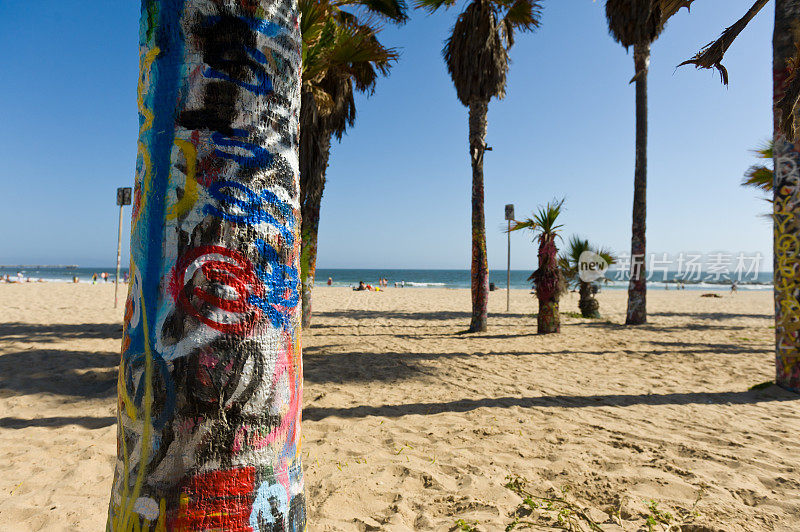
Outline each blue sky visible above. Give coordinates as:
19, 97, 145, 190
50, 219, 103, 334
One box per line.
0, 1, 773, 270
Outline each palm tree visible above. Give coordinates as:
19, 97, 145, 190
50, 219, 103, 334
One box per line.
511, 200, 565, 334
679, 0, 800, 392
742, 141, 774, 195
417, 0, 543, 332
109, 1, 305, 529
559, 236, 616, 318
299, 0, 406, 328
605, 0, 675, 325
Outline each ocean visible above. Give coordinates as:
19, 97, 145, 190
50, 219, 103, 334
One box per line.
0, 265, 773, 291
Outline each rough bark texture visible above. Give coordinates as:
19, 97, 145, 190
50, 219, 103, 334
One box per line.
626, 42, 650, 325
773, 0, 800, 392
578, 281, 600, 318
535, 237, 560, 334
468, 100, 490, 332
107, 1, 305, 529
300, 176, 325, 329
298, 88, 332, 330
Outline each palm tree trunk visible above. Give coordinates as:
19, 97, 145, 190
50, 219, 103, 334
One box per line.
578, 281, 600, 318
536, 238, 560, 333
468, 100, 490, 332
107, 2, 305, 529
773, 0, 800, 392
301, 137, 331, 329
626, 42, 650, 325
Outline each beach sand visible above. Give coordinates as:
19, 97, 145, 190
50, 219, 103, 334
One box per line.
1, 283, 799, 531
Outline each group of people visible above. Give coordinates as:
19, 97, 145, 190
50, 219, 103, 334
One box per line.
3, 272, 45, 284
91, 272, 111, 284
325, 276, 405, 291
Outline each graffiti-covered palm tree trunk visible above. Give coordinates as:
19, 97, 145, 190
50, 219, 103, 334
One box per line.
107, 1, 305, 530
536, 236, 560, 333
469, 100, 490, 332
626, 42, 649, 325
773, 0, 800, 392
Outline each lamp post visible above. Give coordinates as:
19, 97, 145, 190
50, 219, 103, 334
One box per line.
505, 204, 514, 312
114, 187, 131, 307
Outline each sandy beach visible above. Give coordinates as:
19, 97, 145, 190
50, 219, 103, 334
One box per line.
1, 283, 799, 531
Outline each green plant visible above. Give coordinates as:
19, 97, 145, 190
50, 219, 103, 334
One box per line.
645, 500, 673, 531
559, 235, 616, 318
454, 518, 479, 531
504, 475, 603, 531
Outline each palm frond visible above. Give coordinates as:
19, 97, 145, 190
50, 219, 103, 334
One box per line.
677, 0, 769, 84
742, 165, 773, 193
337, 0, 409, 22
751, 139, 774, 160
531, 198, 565, 236
412, 0, 457, 13
509, 218, 538, 233
656, 0, 693, 21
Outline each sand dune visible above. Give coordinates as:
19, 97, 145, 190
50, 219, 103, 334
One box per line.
1, 283, 798, 531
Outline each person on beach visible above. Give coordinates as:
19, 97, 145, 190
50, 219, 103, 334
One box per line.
327, 277, 332, 286
354, 281, 367, 291
91, 273, 98, 285
731, 281, 738, 294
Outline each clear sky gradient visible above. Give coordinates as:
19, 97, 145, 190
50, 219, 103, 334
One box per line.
0, 1, 773, 270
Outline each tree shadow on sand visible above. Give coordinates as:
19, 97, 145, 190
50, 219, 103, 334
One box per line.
582, 321, 753, 333
0, 415, 116, 429
304, 386, 799, 421
0, 349, 118, 398
0, 322, 123, 343
303, 344, 763, 384
314, 310, 532, 321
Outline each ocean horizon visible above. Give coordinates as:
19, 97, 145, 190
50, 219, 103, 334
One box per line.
1, 265, 772, 291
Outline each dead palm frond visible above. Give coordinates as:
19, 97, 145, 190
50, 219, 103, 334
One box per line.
678, 0, 769, 84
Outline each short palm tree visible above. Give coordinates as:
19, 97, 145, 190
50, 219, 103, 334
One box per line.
299, 0, 406, 328
511, 199, 565, 334
559, 236, 616, 318
416, 0, 543, 332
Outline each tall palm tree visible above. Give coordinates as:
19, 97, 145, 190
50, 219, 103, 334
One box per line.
559, 236, 616, 318
679, 0, 800, 392
605, 0, 674, 326
299, 0, 406, 328
417, 0, 543, 332
108, 0, 305, 529
511, 200, 565, 334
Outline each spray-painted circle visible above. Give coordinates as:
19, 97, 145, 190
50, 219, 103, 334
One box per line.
176, 246, 264, 335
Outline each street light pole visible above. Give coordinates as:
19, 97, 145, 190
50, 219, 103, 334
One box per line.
507, 219, 511, 312
115, 204, 123, 307
505, 204, 514, 312
114, 187, 132, 307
